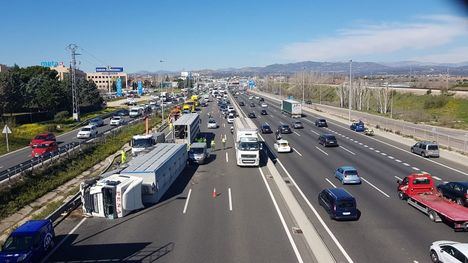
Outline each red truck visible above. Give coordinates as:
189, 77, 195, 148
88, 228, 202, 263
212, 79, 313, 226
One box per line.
397, 173, 468, 231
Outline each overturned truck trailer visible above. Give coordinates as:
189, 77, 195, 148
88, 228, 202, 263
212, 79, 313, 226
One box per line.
81, 143, 187, 219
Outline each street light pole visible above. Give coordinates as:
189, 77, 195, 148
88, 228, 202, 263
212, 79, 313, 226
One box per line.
302, 67, 305, 104
348, 59, 352, 122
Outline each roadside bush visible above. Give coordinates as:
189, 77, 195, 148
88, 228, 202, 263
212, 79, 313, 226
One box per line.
54, 111, 69, 123
423, 95, 448, 109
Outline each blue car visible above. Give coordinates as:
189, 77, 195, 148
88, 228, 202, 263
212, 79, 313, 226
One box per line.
318, 188, 358, 220
334, 166, 361, 184
0, 220, 55, 262
350, 122, 365, 132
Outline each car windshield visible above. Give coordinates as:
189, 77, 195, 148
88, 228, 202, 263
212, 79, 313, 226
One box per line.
81, 128, 91, 132
282, 125, 289, 128
2, 235, 33, 252
413, 178, 431, 185
326, 136, 336, 140
280, 143, 289, 147
428, 145, 438, 150
112, 117, 120, 120
239, 142, 259, 151
262, 125, 270, 129
34, 135, 47, 140
337, 201, 354, 208
209, 120, 216, 123
132, 138, 153, 148
345, 170, 358, 176
32, 143, 51, 149
295, 122, 302, 125
190, 148, 205, 154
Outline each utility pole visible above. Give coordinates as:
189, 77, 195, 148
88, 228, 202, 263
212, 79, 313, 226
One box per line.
67, 44, 80, 121
302, 67, 305, 104
348, 59, 352, 122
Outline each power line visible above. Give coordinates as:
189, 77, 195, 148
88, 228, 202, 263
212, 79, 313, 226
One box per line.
79, 47, 109, 66
67, 44, 80, 122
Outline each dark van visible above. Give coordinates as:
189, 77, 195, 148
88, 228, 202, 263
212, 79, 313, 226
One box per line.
318, 188, 358, 220
0, 220, 55, 262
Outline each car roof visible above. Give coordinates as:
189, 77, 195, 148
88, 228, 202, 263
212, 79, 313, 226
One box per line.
281, 124, 289, 126
451, 243, 468, 254
323, 134, 335, 137
277, 139, 289, 143
191, 142, 207, 148
339, 166, 356, 171
262, 123, 270, 127
452, 182, 468, 187
83, 125, 95, 128
318, 119, 326, 121
11, 220, 49, 235
326, 188, 355, 200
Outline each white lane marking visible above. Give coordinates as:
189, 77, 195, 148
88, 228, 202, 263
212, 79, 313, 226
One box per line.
345, 136, 349, 139
375, 150, 380, 153
394, 176, 403, 181
293, 148, 303, 157
388, 156, 395, 159
432, 176, 442, 180
223, 123, 225, 127
265, 122, 270, 126
315, 146, 329, 156
294, 131, 301, 136
325, 178, 337, 188
339, 146, 356, 155
276, 160, 353, 263
165, 130, 173, 139
258, 167, 304, 263
403, 162, 410, 166
412, 167, 420, 171
183, 188, 192, 214
41, 218, 87, 263
364, 145, 368, 148
361, 177, 390, 198
310, 129, 320, 135
381, 152, 387, 156
280, 121, 284, 125
358, 142, 363, 145
369, 147, 374, 150
396, 159, 402, 163
349, 139, 354, 142
226, 152, 229, 162
228, 188, 233, 211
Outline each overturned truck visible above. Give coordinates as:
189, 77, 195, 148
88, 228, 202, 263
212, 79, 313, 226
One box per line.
81, 143, 187, 219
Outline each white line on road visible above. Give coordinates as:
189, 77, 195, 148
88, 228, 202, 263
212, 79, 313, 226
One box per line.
369, 147, 374, 150
223, 123, 226, 127
183, 188, 192, 214
310, 129, 320, 135
412, 167, 420, 171
165, 130, 173, 139
226, 152, 229, 162
325, 178, 337, 188
228, 188, 233, 211
403, 162, 410, 166
380, 152, 387, 156
258, 168, 304, 263
432, 176, 442, 180
364, 145, 368, 148
315, 146, 329, 156
265, 122, 270, 126
294, 131, 301, 136
394, 176, 403, 181
396, 159, 402, 163
276, 160, 353, 263
375, 150, 380, 153
388, 156, 394, 159
293, 148, 303, 157
42, 218, 87, 263
339, 146, 356, 155
358, 142, 363, 145
361, 177, 390, 198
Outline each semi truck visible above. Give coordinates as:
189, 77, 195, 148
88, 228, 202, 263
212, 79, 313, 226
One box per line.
281, 99, 302, 118
130, 132, 165, 156
234, 118, 261, 167
172, 113, 200, 146
81, 143, 187, 219
397, 173, 468, 231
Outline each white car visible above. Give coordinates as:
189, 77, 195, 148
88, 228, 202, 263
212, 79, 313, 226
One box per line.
77, 125, 98, 139
249, 96, 253, 100
261, 103, 268, 108
430, 241, 468, 263
207, 119, 218, 129
227, 115, 235, 124
110, 116, 124, 126
274, 139, 292, 153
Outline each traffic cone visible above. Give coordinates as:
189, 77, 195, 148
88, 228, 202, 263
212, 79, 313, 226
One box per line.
212, 188, 217, 198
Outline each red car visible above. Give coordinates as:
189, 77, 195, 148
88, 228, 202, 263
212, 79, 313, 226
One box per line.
31, 141, 58, 158
30, 133, 56, 146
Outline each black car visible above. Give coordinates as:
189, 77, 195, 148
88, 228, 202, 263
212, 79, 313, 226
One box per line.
277, 124, 292, 134
239, 101, 245, 106
250, 102, 255, 107
259, 97, 264, 102
248, 112, 256, 118
437, 182, 468, 207
318, 188, 358, 220
261, 123, 272, 134
315, 118, 328, 127
318, 134, 338, 147
293, 121, 303, 129
261, 109, 267, 115
305, 100, 312, 104
116, 109, 129, 116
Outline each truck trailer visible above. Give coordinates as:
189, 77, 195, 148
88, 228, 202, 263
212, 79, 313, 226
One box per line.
281, 99, 302, 118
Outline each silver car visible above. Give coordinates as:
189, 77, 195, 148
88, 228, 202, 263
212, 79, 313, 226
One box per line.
189, 143, 209, 164
411, 141, 439, 158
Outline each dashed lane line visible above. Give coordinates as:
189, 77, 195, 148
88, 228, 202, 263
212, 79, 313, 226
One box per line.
293, 148, 303, 157
315, 146, 329, 156
339, 146, 356, 155
325, 178, 337, 188
361, 177, 390, 198
182, 188, 192, 214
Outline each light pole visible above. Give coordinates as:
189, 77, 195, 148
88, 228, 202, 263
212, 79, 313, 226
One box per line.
348, 59, 352, 122
302, 67, 305, 104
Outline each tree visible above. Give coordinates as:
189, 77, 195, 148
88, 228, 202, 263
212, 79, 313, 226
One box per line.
0, 72, 19, 117
77, 78, 103, 107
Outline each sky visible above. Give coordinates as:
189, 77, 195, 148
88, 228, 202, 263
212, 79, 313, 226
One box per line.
0, 0, 467, 72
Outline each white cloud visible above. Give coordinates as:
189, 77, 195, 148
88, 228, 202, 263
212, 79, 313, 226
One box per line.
280, 15, 468, 62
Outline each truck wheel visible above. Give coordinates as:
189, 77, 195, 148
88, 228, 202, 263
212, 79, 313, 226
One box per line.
398, 191, 406, 200
430, 250, 439, 263
428, 210, 438, 222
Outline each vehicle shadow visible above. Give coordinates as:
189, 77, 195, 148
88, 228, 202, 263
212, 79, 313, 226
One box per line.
48, 234, 173, 262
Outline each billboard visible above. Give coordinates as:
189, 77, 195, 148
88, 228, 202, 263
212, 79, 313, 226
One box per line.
96, 67, 124, 73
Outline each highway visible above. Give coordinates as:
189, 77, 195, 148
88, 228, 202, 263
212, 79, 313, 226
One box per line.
236, 92, 468, 263
47, 100, 306, 262
0, 115, 130, 177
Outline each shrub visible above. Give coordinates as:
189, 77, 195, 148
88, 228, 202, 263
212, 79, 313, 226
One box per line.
423, 95, 448, 109
54, 111, 70, 123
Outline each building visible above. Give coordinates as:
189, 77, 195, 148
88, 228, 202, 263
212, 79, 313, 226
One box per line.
86, 71, 128, 92
0, 64, 9, 73
50, 64, 85, 81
